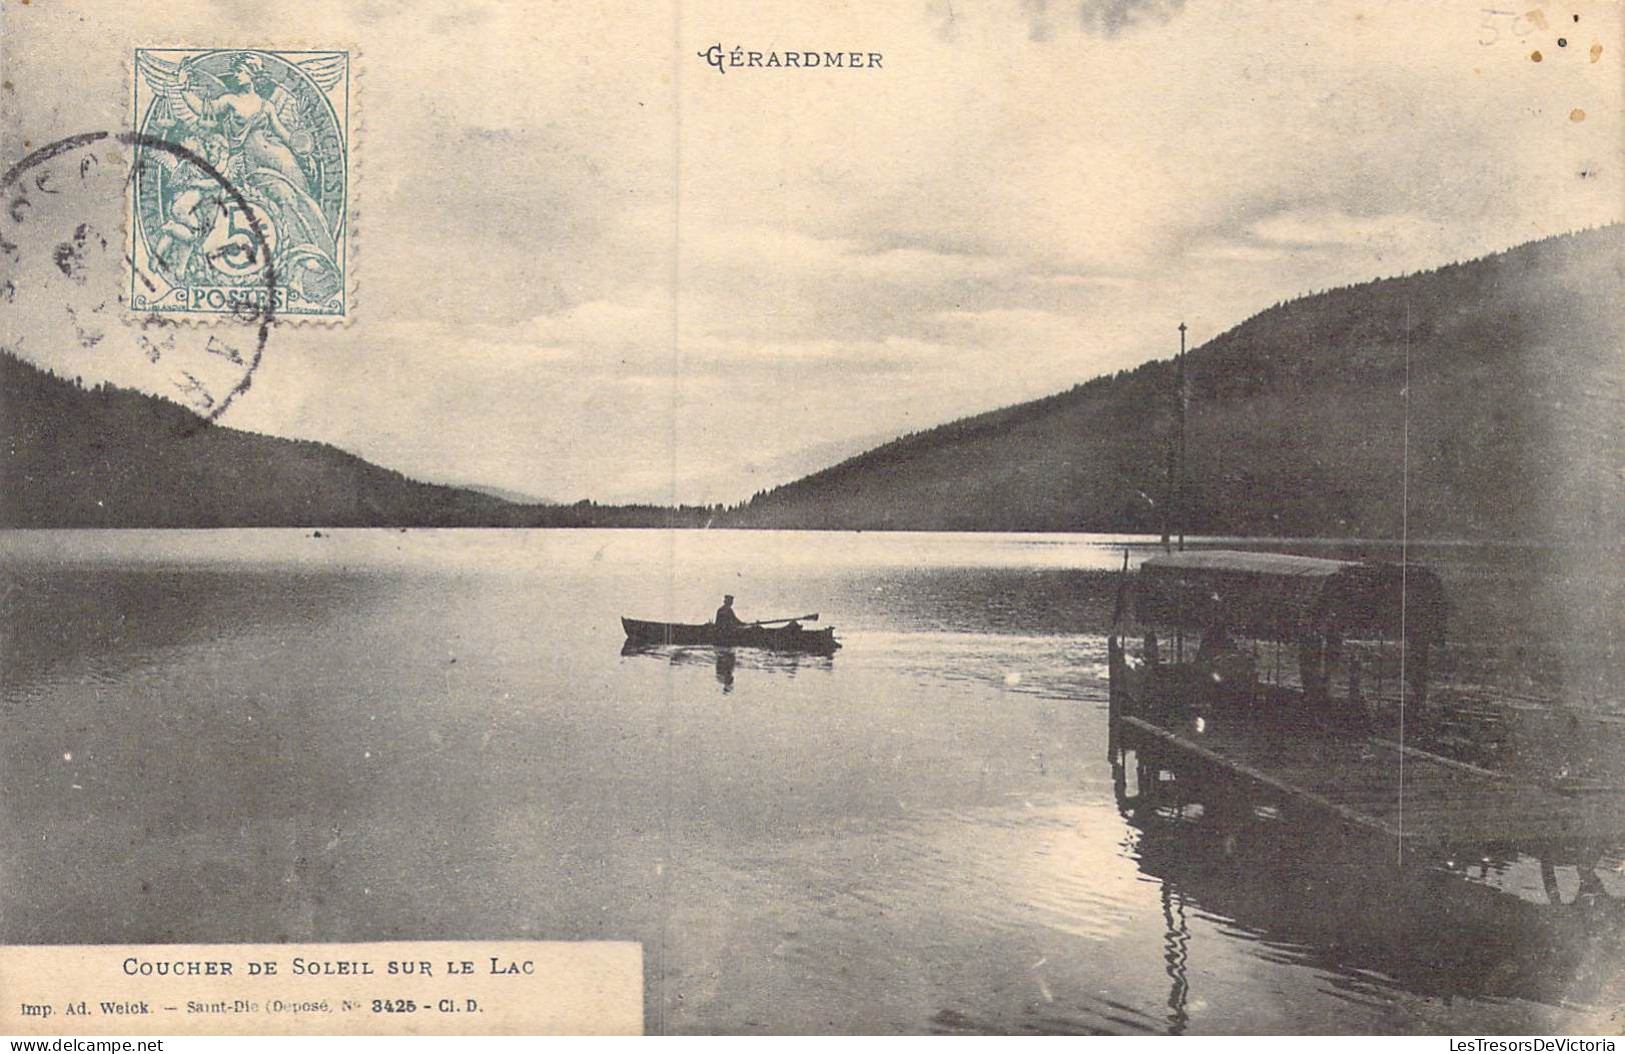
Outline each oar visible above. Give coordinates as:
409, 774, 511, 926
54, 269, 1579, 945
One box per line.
749, 613, 818, 626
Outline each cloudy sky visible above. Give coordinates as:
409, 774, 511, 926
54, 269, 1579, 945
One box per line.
4, 0, 1620, 503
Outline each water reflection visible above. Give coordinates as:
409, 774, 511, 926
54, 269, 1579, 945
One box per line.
1112, 723, 1625, 1011
619, 640, 836, 694
0, 566, 392, 697
1160, 881, 1190, 1036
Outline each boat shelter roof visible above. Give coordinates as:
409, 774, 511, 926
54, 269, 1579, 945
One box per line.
1131, 550, 1447, 644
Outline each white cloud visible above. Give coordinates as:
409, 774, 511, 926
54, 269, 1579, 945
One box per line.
1249, 208, 1441, 251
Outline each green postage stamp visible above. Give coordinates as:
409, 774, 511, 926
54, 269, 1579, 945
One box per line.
130, 48, 351, 319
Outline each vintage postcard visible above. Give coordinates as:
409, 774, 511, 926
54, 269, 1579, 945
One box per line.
1, 0, 1622, 1040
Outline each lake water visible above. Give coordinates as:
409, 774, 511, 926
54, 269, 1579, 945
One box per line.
2, 529, 1622, 1034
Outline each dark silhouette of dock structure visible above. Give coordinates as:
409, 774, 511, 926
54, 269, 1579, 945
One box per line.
1108, 549, 1625, 866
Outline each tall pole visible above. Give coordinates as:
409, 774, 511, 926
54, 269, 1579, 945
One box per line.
1176, 322, 1188, 553
1161, 326, 1177, 552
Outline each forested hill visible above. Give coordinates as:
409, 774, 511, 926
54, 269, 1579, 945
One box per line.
0, 349, 523, 527
727, 226, 1625, 541
0, 350, 720, 528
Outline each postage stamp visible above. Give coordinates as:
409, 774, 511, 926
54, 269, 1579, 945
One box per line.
129, 48, 350, 320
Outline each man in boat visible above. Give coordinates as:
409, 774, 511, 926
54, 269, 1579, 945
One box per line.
715, 595, 745, 630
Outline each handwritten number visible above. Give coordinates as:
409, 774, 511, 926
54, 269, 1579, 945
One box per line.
1479, 9, 1518, 46
1480, 9, 1537, 45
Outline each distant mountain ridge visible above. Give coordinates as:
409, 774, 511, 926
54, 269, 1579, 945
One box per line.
725, 226, 1625, 541
453, 482, 556, 506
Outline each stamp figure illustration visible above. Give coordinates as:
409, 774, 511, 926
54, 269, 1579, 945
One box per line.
131, 48, 349, 319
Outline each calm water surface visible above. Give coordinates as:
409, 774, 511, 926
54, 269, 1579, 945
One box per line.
2, 529, 1621, 1034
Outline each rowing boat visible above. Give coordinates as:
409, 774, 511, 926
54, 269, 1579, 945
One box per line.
620, 616, 840, 654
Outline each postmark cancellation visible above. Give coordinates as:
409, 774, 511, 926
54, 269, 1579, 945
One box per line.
129, 48, 350, 320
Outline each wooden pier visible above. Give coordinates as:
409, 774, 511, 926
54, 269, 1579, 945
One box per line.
1118, 712, 1625, 854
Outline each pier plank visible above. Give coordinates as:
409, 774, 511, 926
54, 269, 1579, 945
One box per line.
1120, 714, 1625, 850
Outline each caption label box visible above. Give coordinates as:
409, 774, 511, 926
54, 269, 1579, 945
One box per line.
0, 941, 642, 1035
